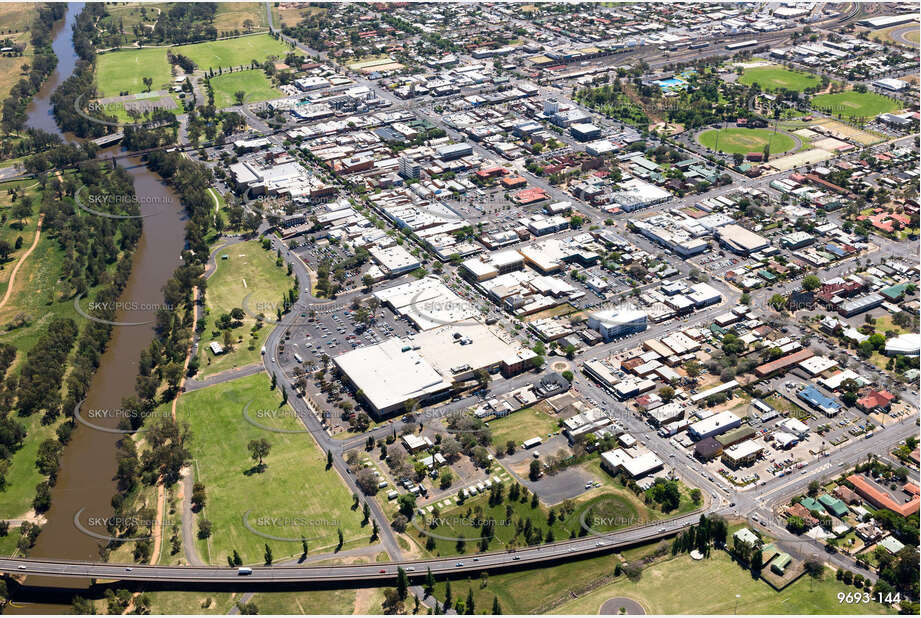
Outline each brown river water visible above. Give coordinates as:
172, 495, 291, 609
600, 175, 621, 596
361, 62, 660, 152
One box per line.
11, 3, 187, 611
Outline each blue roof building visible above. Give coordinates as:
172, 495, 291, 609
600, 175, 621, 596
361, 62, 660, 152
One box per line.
798, 385, 841, 417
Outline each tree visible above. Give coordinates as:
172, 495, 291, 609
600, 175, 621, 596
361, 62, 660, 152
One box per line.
191, 482, 206, 511
466, 588, 475, 614
659, 385, 675, 403
804, 559, 824, 579
247, 438, 271, 470
802, 274, 821, 291
397, 567, 409, 600
326, 449, 333, 469
492, 596, 502, 615
142, 76, 153, 92
264, 543, 273, 565
529, 459, 541, 481
425, 567, 435, 596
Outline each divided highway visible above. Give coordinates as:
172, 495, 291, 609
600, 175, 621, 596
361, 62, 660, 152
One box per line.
0, 509, 704, 583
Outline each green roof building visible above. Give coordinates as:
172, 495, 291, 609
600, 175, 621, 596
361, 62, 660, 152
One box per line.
880, 283, 910, 302
771, 552, 792, 575
818, 494, 848, 518
799, 497, 824, 514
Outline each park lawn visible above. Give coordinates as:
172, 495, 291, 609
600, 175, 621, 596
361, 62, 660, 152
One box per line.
487, 402, 560, 448
811, 91, 901, 120
209, 69, 281, 109
698, 128, 796, 156
550, 552, 895, 615
0, 179, 41, 288
95, 47, 172, 97
247, 589, 357, 614
98, 4, 165, 45
175, 372, 368, 565
433, 550, 621, 614
0, 530, 21, 557
582, 458, 701, 521
145, 591, 238, 615
172, 33, 291, 71
872, 314, 910, 335
213, 3, 268, 32
207, 187, 226, 213
197, 239, 292, 378
406, 486, 641, 557
739, 65, 820, 92
0, 413, 62, 519
84, 93, 184, 125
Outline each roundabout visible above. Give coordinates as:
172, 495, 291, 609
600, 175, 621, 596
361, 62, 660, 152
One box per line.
600, 597, 646, 615
696, 127, 799, 157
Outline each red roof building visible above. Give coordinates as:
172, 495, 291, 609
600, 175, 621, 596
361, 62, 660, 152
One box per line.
856, 390, 895, 412
847, 474, 920, 517
754, 348, 813, 378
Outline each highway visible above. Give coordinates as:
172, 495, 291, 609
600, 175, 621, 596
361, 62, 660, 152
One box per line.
0, 509, 704, 583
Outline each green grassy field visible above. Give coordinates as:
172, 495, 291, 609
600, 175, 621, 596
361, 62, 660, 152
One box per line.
209, 69, 281, 108
198, 239, 292, 378
406, 486, 641, 557
739, 65, 820, 92
487, 403, 560, 448
246, 589, 358, 614
812, 91, 901, 120
550, 552, 895, 615
172, 33, 291, 71
432, 549, 625, 614
175, 372, 367, 565
95, 47, 172, 97
143, 591, 238, 615
0, 414, 63, 519
698, 127, 796, 156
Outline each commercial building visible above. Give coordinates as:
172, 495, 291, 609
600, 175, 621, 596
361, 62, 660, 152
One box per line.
611, 178, 672, 212
335, 320, 531, 417
570, 122, 602, 141
885, 333, 921, 356
689, 379, 738, 404
370, 245, 421, 277
436, 143, 474, 161
847, 474, 919, 517
754, 348, 814, 377
398, 155, 421, 179
334, 338, 453, 417
837, 293, 885, 318
797, 385, 841, 416
688, 410, 742, 441
715, 224, 770, 255
600, 449, 664, 479
587, 307, 648, 341
688, 282, 721, 308
721, 439, 764, 469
